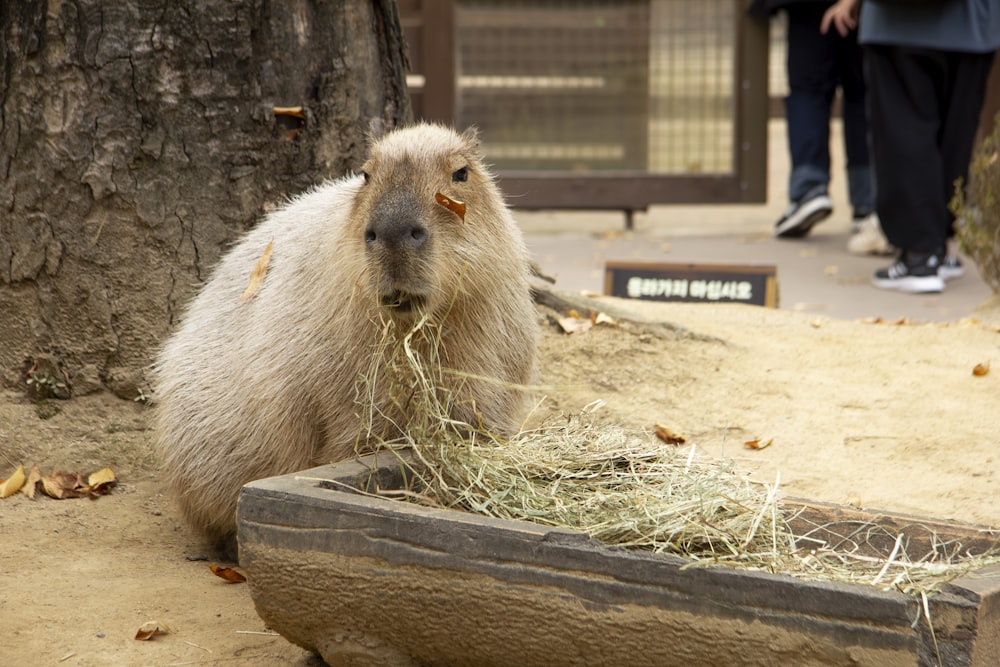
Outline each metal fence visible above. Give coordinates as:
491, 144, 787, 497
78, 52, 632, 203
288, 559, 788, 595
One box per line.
400, 0, 769, 221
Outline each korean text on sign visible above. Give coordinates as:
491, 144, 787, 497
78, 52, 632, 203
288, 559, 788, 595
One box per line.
626, 277, 754, 301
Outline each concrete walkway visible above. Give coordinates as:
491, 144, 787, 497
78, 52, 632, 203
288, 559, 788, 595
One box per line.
514, 120, 993, 323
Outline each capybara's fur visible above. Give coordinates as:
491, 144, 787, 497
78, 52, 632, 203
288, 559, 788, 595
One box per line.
154, 123, 539, 548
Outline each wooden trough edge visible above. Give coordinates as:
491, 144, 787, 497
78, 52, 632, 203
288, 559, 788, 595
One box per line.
236, 451, 1000, 667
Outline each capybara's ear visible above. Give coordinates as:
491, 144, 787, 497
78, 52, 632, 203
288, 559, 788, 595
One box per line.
460, 126, 481, 149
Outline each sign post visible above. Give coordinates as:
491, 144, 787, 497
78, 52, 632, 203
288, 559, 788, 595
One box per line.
604, 261, 778, 308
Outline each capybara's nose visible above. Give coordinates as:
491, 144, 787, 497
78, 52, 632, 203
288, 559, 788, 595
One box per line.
365, 190, 427, 251
364, 219, 427, 250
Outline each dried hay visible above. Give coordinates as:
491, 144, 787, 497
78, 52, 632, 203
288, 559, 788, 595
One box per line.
358, 314, 1000, 600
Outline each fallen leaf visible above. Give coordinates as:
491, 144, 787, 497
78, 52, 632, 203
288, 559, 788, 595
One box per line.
41, 472, 84, 499
239, 240, 273, 302
744, 437, 773, 451
557, 316, 592, 335
88, 467, 116, 486
210, 565, 247, 583
0, 464, 26, 498
135, 620, 171, 641
973, 361, 990, 377
845, 492, 863, 509
87, 467, 118, 497
434, 192, 466, 221
592, 312, 617, 327
654, 424, 685, 446
22, 466, 42, 499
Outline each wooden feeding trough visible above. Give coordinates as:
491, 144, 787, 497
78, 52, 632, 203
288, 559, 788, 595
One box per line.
237, 452, 1000, 667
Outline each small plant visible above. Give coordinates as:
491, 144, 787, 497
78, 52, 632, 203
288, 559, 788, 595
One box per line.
22, 355, 71, 401
35, 400, 61, 420
951, 115, 1000, 293
26, 371, 67, 397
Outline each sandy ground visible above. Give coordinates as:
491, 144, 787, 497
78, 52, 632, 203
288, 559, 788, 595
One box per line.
2, 291, 999, 665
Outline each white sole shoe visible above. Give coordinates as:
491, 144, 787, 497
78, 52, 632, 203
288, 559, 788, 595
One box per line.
872, 254, 945, 293
871, 274, 945, 293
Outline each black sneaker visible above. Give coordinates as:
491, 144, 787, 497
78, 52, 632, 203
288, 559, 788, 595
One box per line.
774, 185, 833, 238
872, 251, 945, 293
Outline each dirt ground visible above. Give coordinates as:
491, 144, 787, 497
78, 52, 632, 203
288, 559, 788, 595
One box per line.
2, 292, 999, 666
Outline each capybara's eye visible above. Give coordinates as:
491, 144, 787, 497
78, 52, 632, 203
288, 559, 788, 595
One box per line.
452, 166, 469, 183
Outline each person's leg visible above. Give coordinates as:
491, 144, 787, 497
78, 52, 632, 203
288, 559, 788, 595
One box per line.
865, 45, 946, 254
784, 4, 837, 201
838, 23, 891, 255
866, 45, 945, 292
775, 4, 836, 238
835, 27, 872, 220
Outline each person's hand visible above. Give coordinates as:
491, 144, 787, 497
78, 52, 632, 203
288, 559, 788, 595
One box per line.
821, 0, 861, 37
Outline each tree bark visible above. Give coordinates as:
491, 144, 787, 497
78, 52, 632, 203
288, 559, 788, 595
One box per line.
0, 0, 412, 398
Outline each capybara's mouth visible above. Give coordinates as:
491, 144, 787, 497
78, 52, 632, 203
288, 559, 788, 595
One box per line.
380, 290, 425, 314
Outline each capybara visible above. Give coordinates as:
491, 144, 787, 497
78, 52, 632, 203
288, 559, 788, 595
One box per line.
154, 123, 539, 549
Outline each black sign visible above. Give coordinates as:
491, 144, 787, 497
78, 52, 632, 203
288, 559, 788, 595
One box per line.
604, 261, 778, 307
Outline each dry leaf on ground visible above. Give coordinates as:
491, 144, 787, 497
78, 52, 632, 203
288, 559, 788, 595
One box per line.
22, 466, 41, 499
0, 464, 26, 498
9, 467, 118, 500
592, 312, 617, 326
557, 309, 616, 335
654, 424, 686, 446
209, 565, 247, 583
973, 361, 990, 376
41, 472, 84, 499
557, 316, 593, 335
134, 620, 171, 641
87, 468, 118, 497
744, 437, 774, 451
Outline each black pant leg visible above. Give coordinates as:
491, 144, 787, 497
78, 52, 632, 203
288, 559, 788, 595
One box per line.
865, 45, 949, 254
784, 4, 839, 199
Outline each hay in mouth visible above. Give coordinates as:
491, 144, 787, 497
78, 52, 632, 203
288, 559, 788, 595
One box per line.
380, 290, 425, 313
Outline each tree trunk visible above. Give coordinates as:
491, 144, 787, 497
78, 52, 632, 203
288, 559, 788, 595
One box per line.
0, 0, 412, 399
